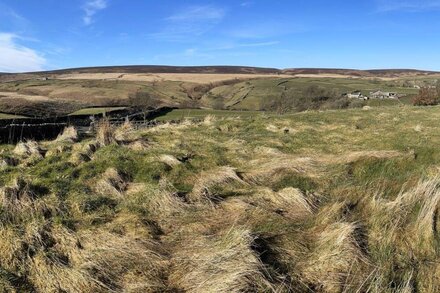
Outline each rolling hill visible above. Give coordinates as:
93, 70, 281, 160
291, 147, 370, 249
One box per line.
0, 65, 435, 117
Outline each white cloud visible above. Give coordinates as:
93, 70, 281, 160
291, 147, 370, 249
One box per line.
82, 0, 107, 25
376, 0, 440, 12
0, 33, 46, 72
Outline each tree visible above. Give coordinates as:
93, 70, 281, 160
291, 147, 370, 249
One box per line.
212, 97, 226, 110
128, 91, 160, 109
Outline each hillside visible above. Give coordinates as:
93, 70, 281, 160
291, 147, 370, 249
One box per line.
0, 106, 440, 291
0, 67, 427, 117
18, 65, 440, 77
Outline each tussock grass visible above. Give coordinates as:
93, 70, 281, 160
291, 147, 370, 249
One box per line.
114, 120, 141, 144
96, 119, 115, 146
158, 154, 182, 168
95, 167, 128, 197
45, 144, 71, 157
0, 178, 51, 222
369, 177, 440, 255
254, 187, 315, 219
13, 140, 43, 159
169, 227, 275, 292
3, 106, 440, 291
56, 126, 78, 143
243, 156, 318, 184
0, 156, 18, 169
301, 222, 369, 292
126, 139, 150, 151
202, 114, 216, 126
321, 150, 413, 164
189, 166, 246, 203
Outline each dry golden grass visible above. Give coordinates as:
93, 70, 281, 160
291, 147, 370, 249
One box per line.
158, 154, 182, 168
169, 227, 275, 292
113, 120, 137, 143
189, 166, 246, 203
56, 72, 289, 84
55, 126, 78, 143
254, 187, 315, 219
13, 140, 43, 159
243, 156, 319, 184
4, 106, 440, 291
301, 222, 369, 292
0, 91, 52, 101
95, 167, 128, 197
96, 119, 115, 146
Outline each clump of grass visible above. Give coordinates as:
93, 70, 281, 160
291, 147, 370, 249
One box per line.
96, 119, 115, 146
158, 154, 182, 168
0, 178, 49, 220
369, 177, 440, 255
255, 187, 315, 219
301, 222, 369, 292
13, 140, 43, 159
23, 224, 165, 292
114, 120, 140, 144
326, 150, 411, 164
126, 139, 150, 151
243, 156, 318, 184
123, 181, 186, 230
45, 144, 71, 157
0, 156, 18, 169
56, 126, 79, 143
202, 114, 216, 126
69, 141, 100, 165
169, 227, 275, 292
77, 230, 166, 292
189, 166, 246, 203
95, 167, 128, 197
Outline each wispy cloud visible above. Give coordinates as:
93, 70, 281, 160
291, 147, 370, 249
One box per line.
240, 2, 253, 7
166, 5, 225, 22
0, 3, 29, 31
150, 5, 225, 42
215, 41, 280, 50
376, 0, 440, 12
82, 0, 107, 25
0, 33, 46, 72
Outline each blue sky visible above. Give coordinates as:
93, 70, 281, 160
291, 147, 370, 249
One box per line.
1, 0, 440, 72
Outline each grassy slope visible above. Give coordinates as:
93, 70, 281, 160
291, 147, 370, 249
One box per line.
202, 77, 418, 110
1, 105, 440, 291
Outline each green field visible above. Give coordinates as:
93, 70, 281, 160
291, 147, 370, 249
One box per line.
0, 113, 27, 119
68, 107, 127, 116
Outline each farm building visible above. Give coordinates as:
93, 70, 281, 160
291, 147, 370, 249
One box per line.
369, 91, 398, 99
346, 91, 368, 100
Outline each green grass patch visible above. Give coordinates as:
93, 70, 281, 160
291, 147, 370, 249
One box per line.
68, 107, 127, 116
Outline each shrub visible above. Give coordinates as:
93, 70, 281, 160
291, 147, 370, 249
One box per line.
413, 87, 440, 106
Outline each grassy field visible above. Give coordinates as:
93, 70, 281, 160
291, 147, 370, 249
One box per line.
0, 105, 440, 291
68, 107, 127, 116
